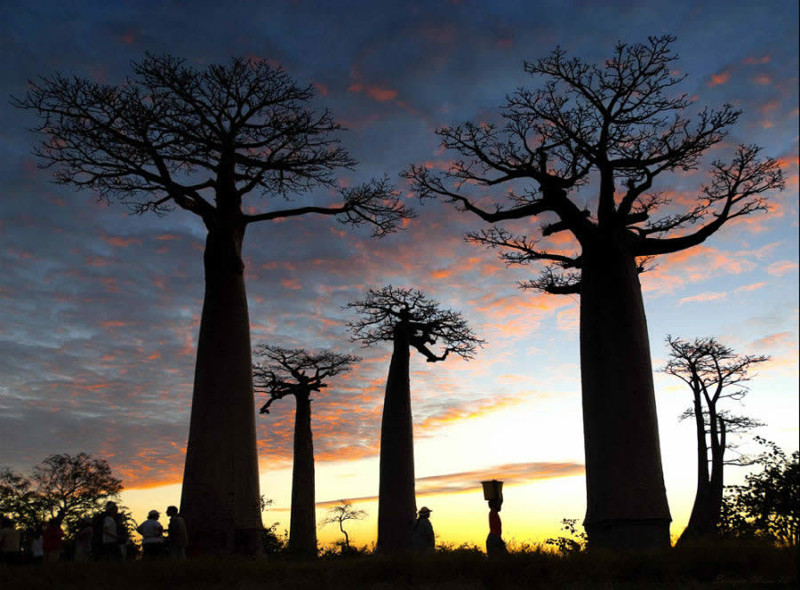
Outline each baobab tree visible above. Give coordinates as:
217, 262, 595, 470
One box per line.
346, 286, 483, 552
403, 35, 783, 549
319, 501, 368, 552
664, 336, 768, 543
13, 54, 410, 554
253, 345, 359, 556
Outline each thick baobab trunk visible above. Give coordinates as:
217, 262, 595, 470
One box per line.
579, 240, 671, 549
377, 326, 416, 553
289, 392, 317, 556
180, 223, 263, 555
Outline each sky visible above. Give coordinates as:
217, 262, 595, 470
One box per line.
0, 0, 797, 549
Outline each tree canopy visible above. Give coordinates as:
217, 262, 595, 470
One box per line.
13, 54, 411, 234
403, 35, 783, 294
1, 453, 122, 534
346, 286, 484, 362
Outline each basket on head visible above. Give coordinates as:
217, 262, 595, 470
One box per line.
481, 479, 503, 501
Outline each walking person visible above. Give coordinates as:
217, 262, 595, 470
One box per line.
410, 506, 435, 553
486, 499, 507, 558
165, 506, 188, 559
42, 518, 64, 564
136, 510, 164, 560
101, 501, 123, 561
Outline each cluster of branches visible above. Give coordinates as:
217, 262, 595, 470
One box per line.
253, 345, 360, 414
346, 286, 484, 362
665, 336, 768, 465
0, 453, 123, 536
11, 54, 412, 235
402, 35, 783, 294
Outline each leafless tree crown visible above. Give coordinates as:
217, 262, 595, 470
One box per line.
12, 54, 412, 235
346, 285, 484, 362
664, 335, 769, 465
253, 345, 360, 414
403, 35, 784, 294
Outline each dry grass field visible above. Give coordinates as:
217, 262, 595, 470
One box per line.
0, 540, 796, 589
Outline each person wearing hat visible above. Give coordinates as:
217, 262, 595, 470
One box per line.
411, 506, 435, 553
136, 510, 164, 560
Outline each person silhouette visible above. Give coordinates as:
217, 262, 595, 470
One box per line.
486, 499, 507, 558
410, 506, 435, 553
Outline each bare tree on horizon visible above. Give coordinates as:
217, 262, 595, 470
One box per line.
403, 35, 784, 549
664, 336, 768, 544
13, 54, 411, 555
253, 345, 360, 557
346, 286, 483, 552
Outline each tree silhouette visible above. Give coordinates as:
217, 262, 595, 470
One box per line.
253, 345, 359, 557
319, 501, 368, 551
0, 453, 122, 534
347, 286, 483, 552
403, 35, 783, 549
664, 336, 768, 543
13, 55, 411, 554
719, 437, 799, 547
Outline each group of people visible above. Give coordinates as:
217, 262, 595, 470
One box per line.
0, 501, 188, 564
133, 504, 188, 560
410, 500, 508, 558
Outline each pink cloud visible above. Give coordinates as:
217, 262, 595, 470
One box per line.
767, 260, 798, 276
679, 291, 727, 305
735, 282, 767, 293
348, 82, 398, 102
708, 70, 731, 87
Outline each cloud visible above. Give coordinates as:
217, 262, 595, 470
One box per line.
315, 460, 584, 507
679, 292, 727, 305
767, 260, 798, 276
707, 70, 731, 87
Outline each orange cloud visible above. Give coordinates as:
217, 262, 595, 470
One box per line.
708, 70, 731, 87
315, 461, 584, 507
348, 83, 398, 102
743, 55, 770, 65
751, 331, 795, 350
679, 291, 727, 305
735, 282, 766, 293
767, 260, 798, 276
280, 278, 303, 290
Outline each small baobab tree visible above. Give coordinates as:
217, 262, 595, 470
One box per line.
253, 345, 359, 556
663, 336, 768, 543
346, 286, 483, 552
403, 35, 783, 548
13, 54, 410, 554
319, 501, 368, 552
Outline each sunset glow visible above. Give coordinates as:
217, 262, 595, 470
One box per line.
1, 1, 797, 550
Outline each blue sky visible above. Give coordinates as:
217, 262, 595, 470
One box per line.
0, 0, 797, 545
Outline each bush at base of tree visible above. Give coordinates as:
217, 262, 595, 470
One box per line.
718, 438, 799, 547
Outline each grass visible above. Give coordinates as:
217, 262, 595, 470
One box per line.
1, 540, 796, 589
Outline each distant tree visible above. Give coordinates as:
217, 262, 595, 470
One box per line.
403, 35, 783, 549
664, 336, 768, 543
347, 286, 483, 552
253, 345, 359, 557
13, 55, 411, 554
0, 453, 122, 535
319, 501, 368, 551
719, 438, 799, 547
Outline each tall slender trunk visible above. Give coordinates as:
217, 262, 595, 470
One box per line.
289, 392, 317, 555
180, 222, 262, 555
708, 417, 726, 530
679, 390, 712, 543
579, 240, 671, 549
377, 325, 416, 553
